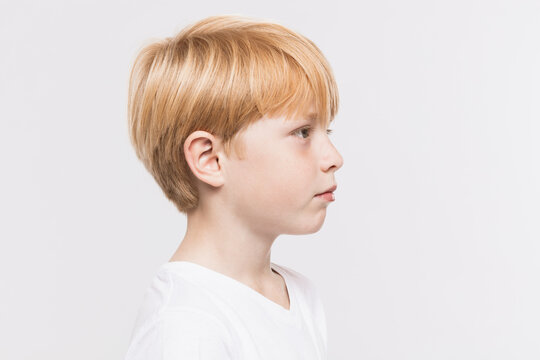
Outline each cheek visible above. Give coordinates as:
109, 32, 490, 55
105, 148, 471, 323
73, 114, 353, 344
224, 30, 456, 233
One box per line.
230, 140, 314, 208
257, 153, 312, 202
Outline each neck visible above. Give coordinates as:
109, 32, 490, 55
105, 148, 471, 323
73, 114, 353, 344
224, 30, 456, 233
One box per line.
169, 198, 279, 287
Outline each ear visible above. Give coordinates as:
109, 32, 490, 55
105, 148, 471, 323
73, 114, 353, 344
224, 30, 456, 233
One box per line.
183, 130, 225, 188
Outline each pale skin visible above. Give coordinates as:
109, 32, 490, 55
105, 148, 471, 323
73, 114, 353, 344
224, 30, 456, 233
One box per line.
169, 104, 344, 310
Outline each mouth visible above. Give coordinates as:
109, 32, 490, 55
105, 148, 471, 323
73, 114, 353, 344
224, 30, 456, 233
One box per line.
315, 191, 335, 202
315, 184, 337, 196
314, 184, 337, 201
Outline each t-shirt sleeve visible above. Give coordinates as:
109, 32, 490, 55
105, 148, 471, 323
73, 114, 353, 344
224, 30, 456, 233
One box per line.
126, 307, 235, 360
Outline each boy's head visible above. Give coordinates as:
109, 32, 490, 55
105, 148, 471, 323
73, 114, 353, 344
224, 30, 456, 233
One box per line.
128, 15, 343, 227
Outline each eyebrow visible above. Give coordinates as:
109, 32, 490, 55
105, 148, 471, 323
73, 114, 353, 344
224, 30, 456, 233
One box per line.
305, 112, 318, 121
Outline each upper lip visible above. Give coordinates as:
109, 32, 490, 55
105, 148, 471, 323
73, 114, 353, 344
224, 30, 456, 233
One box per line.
316, 184, 337, 195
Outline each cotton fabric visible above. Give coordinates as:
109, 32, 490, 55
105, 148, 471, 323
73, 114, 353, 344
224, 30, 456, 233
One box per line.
124, 261, 327, 360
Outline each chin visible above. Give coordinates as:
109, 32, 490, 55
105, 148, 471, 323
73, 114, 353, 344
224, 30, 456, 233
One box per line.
288, 212, 327, 235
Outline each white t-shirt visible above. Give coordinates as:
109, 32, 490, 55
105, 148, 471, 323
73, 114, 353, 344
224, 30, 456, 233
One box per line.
124, 261, 327, 360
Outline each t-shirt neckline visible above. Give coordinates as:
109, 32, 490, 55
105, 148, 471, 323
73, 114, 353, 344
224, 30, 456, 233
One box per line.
160, 260, 300, 323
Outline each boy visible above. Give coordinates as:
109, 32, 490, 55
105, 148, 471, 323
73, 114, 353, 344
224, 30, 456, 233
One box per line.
125, 14, 343, 360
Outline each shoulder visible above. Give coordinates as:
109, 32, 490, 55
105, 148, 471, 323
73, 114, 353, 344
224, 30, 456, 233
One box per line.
125, 265, 237, 360
125, 306, 235, 360
135, 263, 232, 320
160, 307, 235, 359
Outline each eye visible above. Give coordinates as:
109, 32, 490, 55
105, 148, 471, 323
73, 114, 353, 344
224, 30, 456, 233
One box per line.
292, 126, 334, 140
293, 126, 312, 139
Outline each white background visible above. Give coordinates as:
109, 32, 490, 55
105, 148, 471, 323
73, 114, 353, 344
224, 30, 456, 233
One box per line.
1, 0, 539, 359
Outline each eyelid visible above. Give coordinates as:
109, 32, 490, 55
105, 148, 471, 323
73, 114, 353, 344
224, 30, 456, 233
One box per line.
292, 125, 334, 139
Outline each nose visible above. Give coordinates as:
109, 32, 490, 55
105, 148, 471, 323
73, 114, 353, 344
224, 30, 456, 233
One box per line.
320, 137, 344, 173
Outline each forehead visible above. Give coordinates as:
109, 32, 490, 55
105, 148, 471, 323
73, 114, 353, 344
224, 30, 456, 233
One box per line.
284, 99, 332, 127
250, 100, 331, 134
280, 110, 331, 128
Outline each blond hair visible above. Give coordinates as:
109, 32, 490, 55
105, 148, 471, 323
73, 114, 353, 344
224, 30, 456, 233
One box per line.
127, 15, 339, 214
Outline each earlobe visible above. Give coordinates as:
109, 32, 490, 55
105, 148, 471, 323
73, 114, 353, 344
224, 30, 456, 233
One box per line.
183, 131, 225, 188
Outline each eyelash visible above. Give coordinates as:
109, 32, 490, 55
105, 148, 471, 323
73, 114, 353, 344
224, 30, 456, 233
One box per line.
293, 126, 334, 140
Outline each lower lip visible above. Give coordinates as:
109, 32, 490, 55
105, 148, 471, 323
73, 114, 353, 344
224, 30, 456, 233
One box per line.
315, 192, 335, 201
